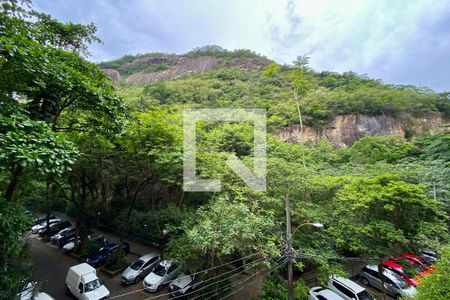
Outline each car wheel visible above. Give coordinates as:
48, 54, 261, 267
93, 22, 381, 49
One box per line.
395, 294, 401, 300
134, 276, 141, 284
157, 284, 163, 292
361, 277, 369, 286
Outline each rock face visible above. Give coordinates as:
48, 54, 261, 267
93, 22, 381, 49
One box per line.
103, 69, 121, 82
125, 56, 220, 84
277, 114, 450, 147
103, 55, 272, 85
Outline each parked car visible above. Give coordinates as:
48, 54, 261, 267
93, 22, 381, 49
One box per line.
121, 252, 161, 284
308, 286, 345, 300
39, 220, 71, 237
31, 219, 60, 234
421, 249, 439, 265
401, 253, 436, 272
168, 273, 201, 299
382, 261, 419, 287
63, 233, 106, 254
143, 260, 181, 292
65, 263, 109, 300
18, 281, 55, 300
85, 242, 130, 268
360, 265, 417, 299
31, 216, 56, 227
50, 227, 77, 247
327, 276, 375, 300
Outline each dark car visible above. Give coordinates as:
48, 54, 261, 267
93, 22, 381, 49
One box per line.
38, 220, 72, 237
50, 227, 77, 247
86, 242, 130, 268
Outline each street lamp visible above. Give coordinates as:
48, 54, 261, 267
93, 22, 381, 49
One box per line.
286, 222, 323, 300
291, 222, 324, 238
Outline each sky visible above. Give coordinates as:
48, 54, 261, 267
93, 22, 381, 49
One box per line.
34, 0, 450, 91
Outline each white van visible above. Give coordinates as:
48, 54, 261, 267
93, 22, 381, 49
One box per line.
65, 263, 110, 300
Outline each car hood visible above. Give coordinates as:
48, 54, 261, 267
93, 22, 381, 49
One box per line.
87, 253, 103, 263
84, 284, 109, 300
144, 272, 163, 285
122, 267, 139, 279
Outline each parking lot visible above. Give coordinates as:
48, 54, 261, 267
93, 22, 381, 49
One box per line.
29, 226, 393, 300
29, 233, 168, 300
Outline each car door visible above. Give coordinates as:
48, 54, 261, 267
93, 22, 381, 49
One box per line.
143, 256, 160, 277
164, 264, 178, 284
75, 282, 84, 300
367, 269, 382, 290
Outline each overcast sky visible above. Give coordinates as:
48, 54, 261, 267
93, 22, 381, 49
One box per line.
34, 0, 450, 91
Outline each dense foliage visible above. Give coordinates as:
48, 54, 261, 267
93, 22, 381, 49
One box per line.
1, 1, 449, 299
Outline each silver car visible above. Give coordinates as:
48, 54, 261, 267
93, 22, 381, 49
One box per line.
308, 286, 345, 300
31, 219, 60, 234
143, 260, 181, 292
121, 252, 161, 284
360, 265, 417, 299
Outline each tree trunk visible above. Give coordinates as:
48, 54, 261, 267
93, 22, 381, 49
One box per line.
294, 88, 306, 168
5, 165, 23, 201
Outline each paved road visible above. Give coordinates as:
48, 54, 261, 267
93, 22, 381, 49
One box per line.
29, 234, 167, 300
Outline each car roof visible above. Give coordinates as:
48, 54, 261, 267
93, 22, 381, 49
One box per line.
331, 276, 365, 293
319, 289, 345, 299
140, 252, 160, 261
383, 260, 402, 270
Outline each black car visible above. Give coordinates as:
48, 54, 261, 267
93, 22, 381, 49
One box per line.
50, 227, 77, 247
38, 220, 72, 237
86, 242, 130, 268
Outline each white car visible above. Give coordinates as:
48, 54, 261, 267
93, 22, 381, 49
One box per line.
308, 286, 345, 300
31, 219, 60, 234
143, 260, 181, 292
65, 263, 109, 300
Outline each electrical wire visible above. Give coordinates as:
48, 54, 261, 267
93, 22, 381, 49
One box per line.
141, 256, 269, 300
206, 261, 288, 300
108, 250, 267, 299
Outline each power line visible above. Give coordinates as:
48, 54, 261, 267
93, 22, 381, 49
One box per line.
141, 257, 269, 300
108, 250, 267, 299
214, 261, 288, 300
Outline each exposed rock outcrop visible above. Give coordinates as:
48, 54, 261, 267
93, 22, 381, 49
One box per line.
102, 55, 272, 85
277, 114, 449, 147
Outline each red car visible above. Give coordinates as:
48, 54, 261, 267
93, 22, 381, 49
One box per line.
382, 260, 419, 287
401, 253, 436, 273
389, 256, 429, 278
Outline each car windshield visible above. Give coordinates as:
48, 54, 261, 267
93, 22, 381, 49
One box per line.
131, 259, 144, 270
85, 279, 102, 292
389, 272, 409, 289
154, 264, 167, 277
357, 290, 374, 300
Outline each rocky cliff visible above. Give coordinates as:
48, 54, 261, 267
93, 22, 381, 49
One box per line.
277, 114, 450, 147
102, 55, 271, 85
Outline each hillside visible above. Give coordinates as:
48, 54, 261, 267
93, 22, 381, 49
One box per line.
100, 46, 450, 146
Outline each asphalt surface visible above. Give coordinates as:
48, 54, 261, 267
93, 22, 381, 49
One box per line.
29, 234, 168, 300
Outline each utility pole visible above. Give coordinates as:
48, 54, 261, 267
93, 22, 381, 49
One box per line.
285, 192, 294, 300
